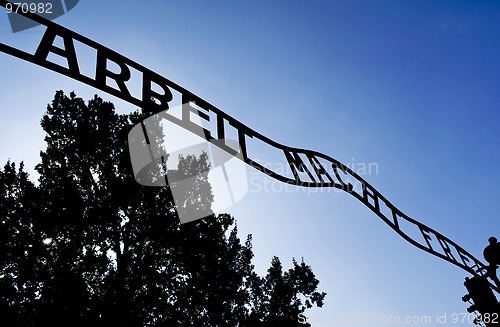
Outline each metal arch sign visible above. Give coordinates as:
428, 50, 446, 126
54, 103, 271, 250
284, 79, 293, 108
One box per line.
0, 1, 497, 291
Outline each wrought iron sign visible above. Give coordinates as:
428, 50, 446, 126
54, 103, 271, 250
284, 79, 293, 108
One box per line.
0, 1, 497, 292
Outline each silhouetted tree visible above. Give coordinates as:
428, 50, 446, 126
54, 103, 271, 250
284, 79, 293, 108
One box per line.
0, 91, 326, 326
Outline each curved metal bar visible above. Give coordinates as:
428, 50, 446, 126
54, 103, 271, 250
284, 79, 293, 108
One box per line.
0, 0, 496, 292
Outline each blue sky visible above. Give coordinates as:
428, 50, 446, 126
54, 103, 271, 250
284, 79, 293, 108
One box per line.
1, 0, 500, 325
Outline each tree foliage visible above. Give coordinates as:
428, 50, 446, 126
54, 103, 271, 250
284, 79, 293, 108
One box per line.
0, 91, 326, 326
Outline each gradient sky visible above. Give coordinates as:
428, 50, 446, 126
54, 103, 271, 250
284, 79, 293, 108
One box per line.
1, 1, 500, 326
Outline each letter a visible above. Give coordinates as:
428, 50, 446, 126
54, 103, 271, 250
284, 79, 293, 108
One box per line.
34, 26, 80, 76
